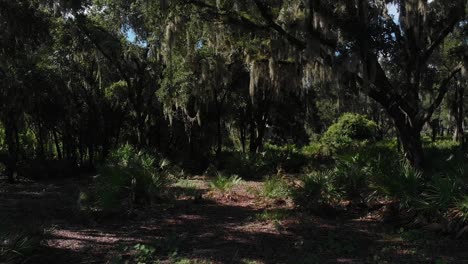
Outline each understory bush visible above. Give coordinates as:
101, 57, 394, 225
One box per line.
261, 175, 290, 199
218, 144, 309, 179
423, 140, 467, 175
294, 136, 468, 235
370, 153, 468, 236
422, 174, 464, 212
209, 172, 242, 194
371, 160, 423, 208
321, 113, 379, 153
334, 154, 371, 201
0, 224, 45, 263
262, 143, 308, 173
453, 196, 468, 223
95, 144, 169, 211
293, 170, 341, 210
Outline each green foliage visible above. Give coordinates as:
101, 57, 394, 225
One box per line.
334, 154, 371, 200
133, 243, 156, 263
261, 175, 290, 199
423, 140, 466, 174
218, 144, 309, 179
262, 143, 308, 173
209, 173, 242, 194
114, 233, 198, 263
255, 209, 290, 221
321, 113, 379, 152
293, 170, 341, 209
301, 142, 323, 157
372, 161, 423, 208
455, 196, 468, 223
0, 225, 45, 263
96, 144, 168, 211
422, 175, 463, 212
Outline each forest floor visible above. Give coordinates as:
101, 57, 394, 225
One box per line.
1, 177, 468, 264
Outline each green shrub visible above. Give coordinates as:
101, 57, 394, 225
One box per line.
96, 144, 168, 211
132, 243, 156, 263
217, 152, 265, 178
423, 140, 466, 175
455, 196, 468, 223
0, 225, 44, 263
209, 172, 242, 194
218, 144, 310, 179
301, 142, 322, 156
334, 154, 370, 200
262, 143, 308, 173
321, 113, 379, 152
422, 175, 463, 212
371, 161, 423, 208
293, 170, 341, 210
261, 175, 290, 199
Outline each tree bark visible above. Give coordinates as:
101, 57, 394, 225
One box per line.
394, 119, 424, 169
4, 120, 18, 183
453, 82, 464, 145
215, 103, 222, 157
53, 130, 62, 160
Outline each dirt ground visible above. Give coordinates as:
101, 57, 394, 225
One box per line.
1, 177, 467, 264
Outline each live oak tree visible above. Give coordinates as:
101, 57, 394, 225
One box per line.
0, 0, 465, 180
170, 0, 467, 168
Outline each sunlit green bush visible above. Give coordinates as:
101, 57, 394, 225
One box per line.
261, 175, 290, 199
321, 113, 379, 152
209, 172, 242, 194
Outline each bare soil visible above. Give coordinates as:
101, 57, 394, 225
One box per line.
1, 177, 467, 264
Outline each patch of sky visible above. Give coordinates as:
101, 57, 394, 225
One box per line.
386, 1, 434, 25
387, 3, 399, 24
124, 27, 148, 47
196, 39, 204, 50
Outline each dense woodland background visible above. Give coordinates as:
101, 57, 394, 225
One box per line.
0, 0, 467, 263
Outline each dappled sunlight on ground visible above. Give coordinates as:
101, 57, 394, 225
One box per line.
1, 177, 468, 263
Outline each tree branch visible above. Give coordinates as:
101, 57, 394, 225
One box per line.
421, 67, 462, 126
250, 0, 306, 49
184, 0, 270, 32
422, 7, 465, 63
75, 18, 131, 86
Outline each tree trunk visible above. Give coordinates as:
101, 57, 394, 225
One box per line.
215, 104, 222, 157
240, 123, 246, 153
429, 119, 439, 142
37, 125, 45, 160
453, 83, 464, 145
396, 122, 424, 169
249, 121, 257, 154
53, 130, 62, 160
248, 101, 257, 154
4, 121, 18, 183
255, 114, 268, 153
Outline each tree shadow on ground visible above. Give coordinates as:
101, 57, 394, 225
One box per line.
1, 179, 468, 264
